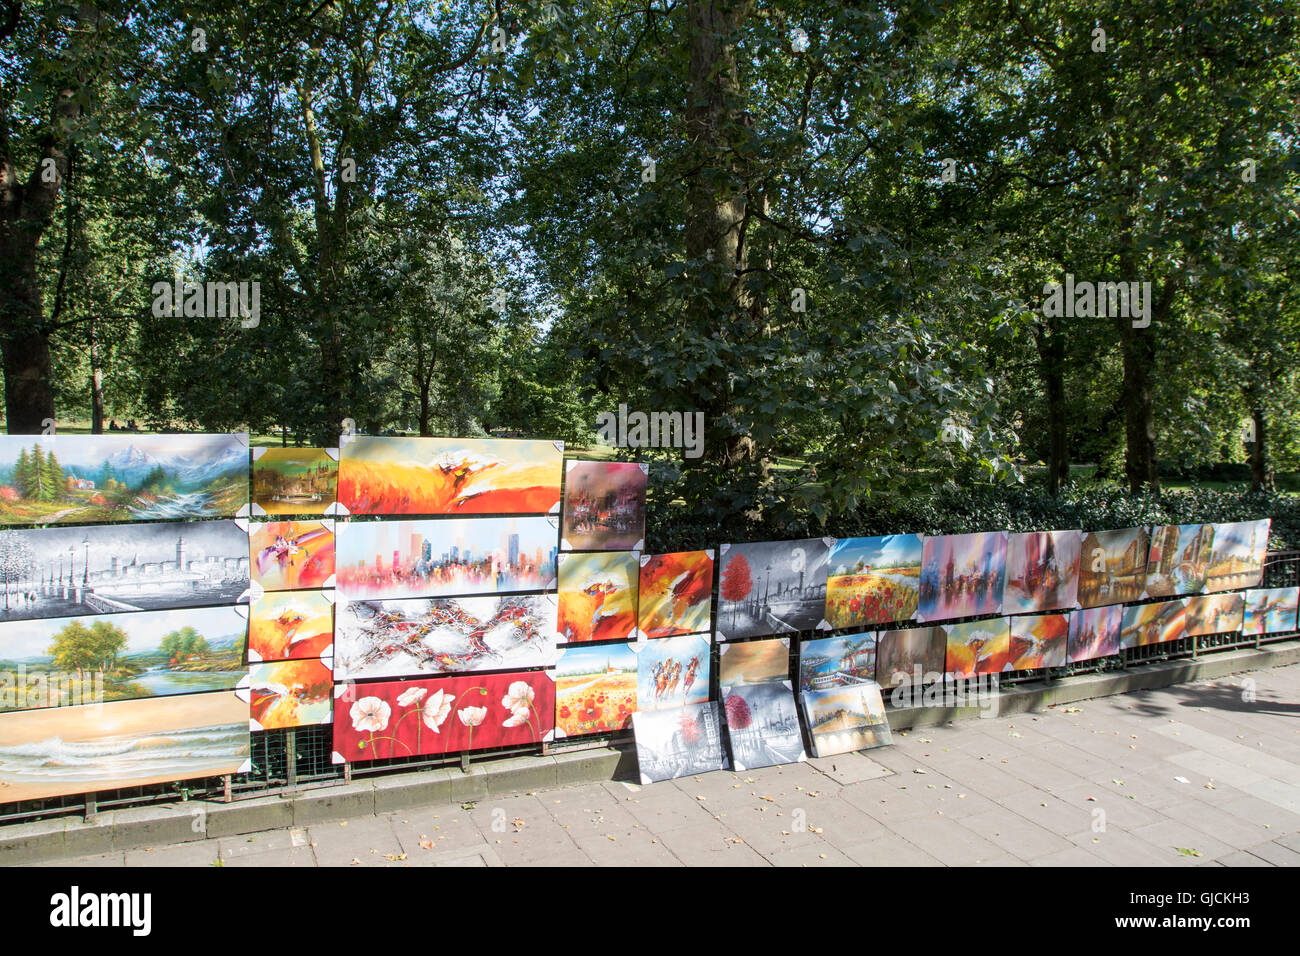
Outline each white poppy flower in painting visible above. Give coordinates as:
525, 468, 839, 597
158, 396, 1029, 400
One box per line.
458, 705, 488, 728
502, 704, 530, 728
422, 689, 453, 732
350, 697, 391, 733
500, 680, 535, 712
397, 687, 428, 707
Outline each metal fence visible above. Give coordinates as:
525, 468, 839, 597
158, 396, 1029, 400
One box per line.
3, 552, 1298, 828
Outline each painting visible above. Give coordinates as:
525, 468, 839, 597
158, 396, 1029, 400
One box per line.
874, 626, 946, 688
0, 691, 249, 802
1243, 587, 1299, 636
554, 642, 638, 736
797, 634, 878, 693
716, 538, 831, 640
917, 532, 1007, 622
824, 534, 922, 628
1205, 519, 1271, 592
249, 658, 333, 730
633, 701, 729, 784
556, 551, 638, 643
332, 670, 555, 763
0, 433, 249, 526
635, 633, 710, 712
718, 637, 789, 686
720, 681, 806, 771
0, 519, 249, 623
0, 605, 247, 712
247, 591, 333, 662
250, 520, 335, 591
1183, 593, 1245, 637
944, 618, 1011, 678
801, 683, 893, 757
1144, 524, 1214, 597
560, 460, 647, 551
1002, 531, 1081, 614
337, 436, 563, 516
252, 447, 337, 515
1077, 528, 1150, 608
636, 550, 713, 638
1008, 613, 1069, 670
335, 517, 557, 600
1120, 600, 1188, 649
333, 594, 559, 679
1066, 605, 1123, 663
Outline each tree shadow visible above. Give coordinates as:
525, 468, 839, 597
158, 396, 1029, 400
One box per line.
1118, 674, 1300, 720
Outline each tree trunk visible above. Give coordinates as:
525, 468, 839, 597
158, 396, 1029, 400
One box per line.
89, 318, 104, 433
1034, 315, 1070, 494
1248, 404, 1269, 491
684, 0, 752, 467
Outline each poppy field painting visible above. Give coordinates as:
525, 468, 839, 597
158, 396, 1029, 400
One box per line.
554, 641, 638, 736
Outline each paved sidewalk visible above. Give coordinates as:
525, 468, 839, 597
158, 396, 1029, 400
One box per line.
40, 664, 1300, 867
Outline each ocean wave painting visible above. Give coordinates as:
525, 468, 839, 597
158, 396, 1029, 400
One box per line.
0, 691, 249, 802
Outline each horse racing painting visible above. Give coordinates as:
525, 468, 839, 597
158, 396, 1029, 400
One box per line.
635, 633, 709, 712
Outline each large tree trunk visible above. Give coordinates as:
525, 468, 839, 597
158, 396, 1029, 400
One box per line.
684, 0, 752, 467
1247, 403, 1269, 491
1034, 315, 1070, 494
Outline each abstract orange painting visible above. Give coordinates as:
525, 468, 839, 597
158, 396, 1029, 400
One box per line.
636, 550, 713, 638
337, 436, 562, 516
248, 658, 333, 730
557, 551, 639, 643
250, 520, 335, 591
247, 590, 334, 661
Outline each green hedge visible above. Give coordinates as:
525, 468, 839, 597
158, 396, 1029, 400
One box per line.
645, 481, 1300, 554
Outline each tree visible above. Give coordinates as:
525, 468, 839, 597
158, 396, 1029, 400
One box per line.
160, 625, 209, 662
720, 552, 752, 624
48, 618, 126, 679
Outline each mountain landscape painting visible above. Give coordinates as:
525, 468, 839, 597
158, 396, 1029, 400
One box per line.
0, 434, 249, 525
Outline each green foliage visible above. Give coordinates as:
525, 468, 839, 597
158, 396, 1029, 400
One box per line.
48, 620, 128, 675
159, 626, 210, 662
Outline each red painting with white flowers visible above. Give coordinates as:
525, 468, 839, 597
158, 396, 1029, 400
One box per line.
332, 670, 555, 763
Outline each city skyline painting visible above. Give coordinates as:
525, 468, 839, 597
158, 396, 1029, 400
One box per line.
721, 681, 806, 771
0, 519, 249, 623
1067, 605, 1123, 663
1077, 527, 1151, 608
334, 594, 559, 679
1205, 519, 1270, 592
252, 447, 337, 515
0, 433, 248, 526
716, 538, 831, 640
1183, 593, 1245, 637
1143, 523, 1214, 597
337, 436, 563, 516
1002, 530, 1081, 614
875, 626, 946, 688
633, 701, 729, 784
917, 532, 1007, 622
798, 633, 878, 693
801, 683, 893, 756
560, 460, 647, 551
1243, 587, 1299, 636
335, 517, 558, 600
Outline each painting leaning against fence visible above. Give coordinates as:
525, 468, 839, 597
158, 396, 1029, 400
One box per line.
0, 690, 249, 802
0, 605, 247, 712
337, 436, 563, 516
0, 434, 249, 525
332, 670, 555, 762
0, 519, 249, 623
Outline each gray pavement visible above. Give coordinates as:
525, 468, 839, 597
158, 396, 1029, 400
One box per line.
39, 663, 1300, 867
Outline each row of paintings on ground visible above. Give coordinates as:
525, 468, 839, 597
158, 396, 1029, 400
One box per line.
719, 522, 1272, 639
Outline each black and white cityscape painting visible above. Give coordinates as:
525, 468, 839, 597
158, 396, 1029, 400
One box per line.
632, 700, 729, 784
0, 520, 250, 623
721, 680, 807, 771
716, 538, 831, 640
